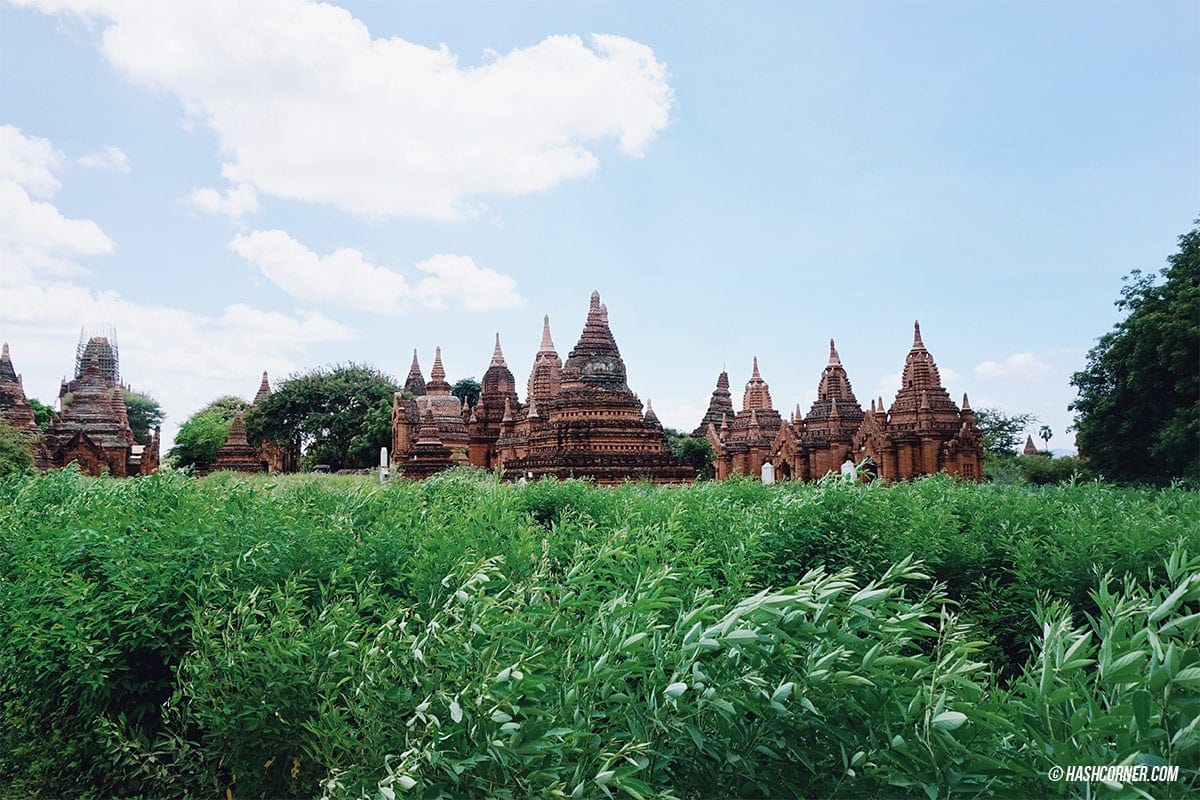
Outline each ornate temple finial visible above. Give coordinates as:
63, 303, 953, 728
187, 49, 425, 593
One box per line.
828, 339, 840, 365
501, 397, 513, 423
491, 333, 505, 367
1, 343, 8, 359
878, 395, 885, 411
540, 315, 555, 352
590, 290, 601, 310
431, 347, 445, 382
717, 370, 730, 390
870, 398, 876, 413
962, 392, 972, 411
913, 320, 925, 349
600, 303, 608, 323
795, 402, 803, 422
410, 348, 420, 370
720, 413, 729, 432
526, 395, 539, 419
751, 356, 761, 379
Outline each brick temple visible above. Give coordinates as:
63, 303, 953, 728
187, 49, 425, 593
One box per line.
14, 331, 161, 477
391, 292, 696, 484
205, 371, 298, 475
714, 322, 984, 482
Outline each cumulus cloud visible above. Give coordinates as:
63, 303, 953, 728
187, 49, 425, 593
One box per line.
0, 125, 115, 279
77, 145, 130, 172
16, 0, 674, 220
187, 183, 259, 218
974, 352, 1052, 380
230, 229, 522, 313
1, 124, 356, 447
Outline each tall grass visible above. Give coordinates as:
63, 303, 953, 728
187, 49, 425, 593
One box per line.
0, 467, 1195, 797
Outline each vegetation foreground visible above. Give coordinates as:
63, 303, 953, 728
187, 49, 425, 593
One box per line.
0, 470, 1197, 799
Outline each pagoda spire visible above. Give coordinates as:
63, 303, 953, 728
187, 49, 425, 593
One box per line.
828, 338, 841, 365
644, 398, 661, 428
404, 349, 426, 397
742, 356, 774, 412
254, 371, 272, 405
913, 320, 926, 350
0, 343, 15, 383
490, 333, 506, 367
426, 347, 451, 395
539, 315, 555, 353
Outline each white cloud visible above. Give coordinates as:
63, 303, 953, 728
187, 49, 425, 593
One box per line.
77, 145, 130, 172
187, 183, 259, 218
17, 0, 674, 220
0, 124, 63, 198
0, 124, 356, 448
0, 125, 115, 280
230, 229, 522, 313
974, 352, 1052, 380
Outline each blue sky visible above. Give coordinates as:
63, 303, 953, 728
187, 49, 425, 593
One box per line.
2, 0, 1197, 452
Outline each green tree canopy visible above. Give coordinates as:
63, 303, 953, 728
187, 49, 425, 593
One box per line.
0, 419, 35, 476
451, 378, 481, 410
246, 363, 398, 471
27, 398, 57, 430
122, 389, 165, 445
973, 407, 1039, 457
167, 396, 250, 472
1070, 221, 1200, 484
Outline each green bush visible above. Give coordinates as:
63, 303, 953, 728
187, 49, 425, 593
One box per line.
0, 470, 1196, 797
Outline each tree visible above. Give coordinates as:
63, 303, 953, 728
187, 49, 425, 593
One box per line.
27, 398, 57, 430
246, 363, 398, 472
0, 419, 35, 476
1038, 425, 1053, 451
973, 407, 1039, 456
451, 378, 481, 410
122, 389, 166, 445
664, 427, 714, 480
1070, 221, 1200, 484
167, 396, 250, 472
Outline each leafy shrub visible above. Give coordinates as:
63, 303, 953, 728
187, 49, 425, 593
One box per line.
0, 470, 1196, 797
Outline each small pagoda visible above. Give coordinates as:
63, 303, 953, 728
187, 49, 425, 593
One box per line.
209, 411, 264, 473
852, 322, 984, 480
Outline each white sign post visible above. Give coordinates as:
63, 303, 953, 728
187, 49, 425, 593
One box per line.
380, 447, 389, 483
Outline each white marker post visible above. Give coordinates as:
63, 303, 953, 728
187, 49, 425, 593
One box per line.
380, 446, 389, 483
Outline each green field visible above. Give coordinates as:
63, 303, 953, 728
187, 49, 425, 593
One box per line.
1, 468, 1197, 798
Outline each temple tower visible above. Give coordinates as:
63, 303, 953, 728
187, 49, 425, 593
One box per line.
711, 357, 782, 479
852, 322, 984, 480
692, 370, 735, 437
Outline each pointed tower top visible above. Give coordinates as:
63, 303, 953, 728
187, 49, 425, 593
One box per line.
720, 412, 729, 432
526, 394, 539, 419
225, 411, 250, 447
404, 348, 426, 396
828, 339, 841, 365
0, 342, 15, 383
561, 289, 626, 391
962, 392, 972, 411
742, 356, 774, 412
795, 402, 803, 422
830, 397, 839, 418
501, 397, 513, 423
254, 371, 272, 405
539, 315, 555, 352
870, 398, 876, 413
590, 290, 601, 309
913, 320, 925, 349
431, 347, 445, 381
644, 398, 660, 427
717, 370, 730, 391
1023, 434, 1039, 456
425, 346, 451, 395
490, 333, 506, 367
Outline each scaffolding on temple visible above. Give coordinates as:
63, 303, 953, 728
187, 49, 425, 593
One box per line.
74, 324, 120, 385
